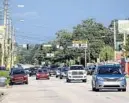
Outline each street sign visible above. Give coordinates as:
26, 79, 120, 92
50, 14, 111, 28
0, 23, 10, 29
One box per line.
46, 53, 54, 57
43, 44, 52, 47
72, 40, 88, 48
118, 20, 129, 34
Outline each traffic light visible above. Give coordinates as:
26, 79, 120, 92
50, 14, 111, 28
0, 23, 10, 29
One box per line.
118, 44, 123, 51
40, 45, 43, 50
27, 44, 29, 50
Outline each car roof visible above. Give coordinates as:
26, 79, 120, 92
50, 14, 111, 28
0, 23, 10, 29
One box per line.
98, 64, 121, 68
70, 65, 83, 67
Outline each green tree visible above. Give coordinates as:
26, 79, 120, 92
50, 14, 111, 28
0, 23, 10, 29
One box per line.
100, 46, 114, 61
72, 19, 110, 61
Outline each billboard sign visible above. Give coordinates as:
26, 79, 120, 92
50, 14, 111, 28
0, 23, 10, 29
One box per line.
72, 40, 88, 48
43, 44, 52, 47
118, 20, 129, 34
46, 53, 54, 57
0, 26, 5, 39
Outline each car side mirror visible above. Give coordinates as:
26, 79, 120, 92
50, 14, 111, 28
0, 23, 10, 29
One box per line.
123, 72, 127, 75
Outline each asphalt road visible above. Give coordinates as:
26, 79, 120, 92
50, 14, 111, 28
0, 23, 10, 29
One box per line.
1, 76, 129, 103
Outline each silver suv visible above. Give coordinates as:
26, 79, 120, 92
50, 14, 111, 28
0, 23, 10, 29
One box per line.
66, 65, 87, 83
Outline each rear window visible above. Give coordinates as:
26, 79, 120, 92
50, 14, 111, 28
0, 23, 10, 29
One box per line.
70, 66, 84, 70
98, 66, 122, 74
13, 69, 25, 75
38, 69, 48, 73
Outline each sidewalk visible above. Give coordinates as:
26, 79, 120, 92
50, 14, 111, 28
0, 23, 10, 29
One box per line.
0, 87, 7, 101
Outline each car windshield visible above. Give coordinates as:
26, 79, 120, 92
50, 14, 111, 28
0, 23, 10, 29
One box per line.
13, 69, 25, 75
98, 66, 122, 74
38, 69, 48, 73
70, 66, 84, 70
62, 68, 68, 72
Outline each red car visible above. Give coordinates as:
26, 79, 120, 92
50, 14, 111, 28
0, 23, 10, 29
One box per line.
36, 69, 50, 80
10, 69, 28, 85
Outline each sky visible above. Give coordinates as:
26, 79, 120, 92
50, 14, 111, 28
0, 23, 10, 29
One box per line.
10, 0, 129, 44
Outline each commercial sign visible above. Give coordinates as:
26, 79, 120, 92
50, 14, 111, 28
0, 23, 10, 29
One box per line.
118, 20, 129, 34
72, 40, 88, 48
0, 26, 5, 39
46, 53, 54, 57
43, 44, 52, 47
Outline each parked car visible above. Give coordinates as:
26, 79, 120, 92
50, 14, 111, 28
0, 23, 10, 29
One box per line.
36, 69, 50, 80
55, 67, 61, 78
66, 65, 87, 83
59, 67, 69, 79
87, 65, 96, 75
10, 68, 28, 85
29, 68, 37, 77
92, 65, 127, 92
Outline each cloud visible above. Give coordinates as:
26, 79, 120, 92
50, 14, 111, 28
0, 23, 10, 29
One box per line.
13, 11, 40, 19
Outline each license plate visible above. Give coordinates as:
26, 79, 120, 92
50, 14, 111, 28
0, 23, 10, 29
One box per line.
104, 82, 120, 85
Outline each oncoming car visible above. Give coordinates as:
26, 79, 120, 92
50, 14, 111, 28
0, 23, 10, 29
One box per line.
92, 65, 127, 92
66, 65, 87, 83
36, 69, 50, 80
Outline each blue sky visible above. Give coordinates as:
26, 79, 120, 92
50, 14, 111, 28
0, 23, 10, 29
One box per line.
11, 0, 129, 44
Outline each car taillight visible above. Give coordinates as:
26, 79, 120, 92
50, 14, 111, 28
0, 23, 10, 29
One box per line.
36, 73, 40, 76
24, 75, 28, 78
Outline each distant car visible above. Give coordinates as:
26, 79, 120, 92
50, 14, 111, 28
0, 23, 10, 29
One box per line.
87, 65, 96, 75
92, 65, 127, 92
10, 68, 28, 85
48, 68, 57, 76
66, 65, 87, 83
55, 67, 61, 78
29, 68, 37, 77
59, 67, 69, 79
24, 68, 30, 75
36, 69, 50, 80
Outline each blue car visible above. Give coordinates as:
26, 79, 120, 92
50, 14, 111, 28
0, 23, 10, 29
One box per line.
92, 65, 127, 92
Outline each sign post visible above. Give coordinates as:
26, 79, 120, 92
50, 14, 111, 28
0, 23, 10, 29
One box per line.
72, 40, 88, 67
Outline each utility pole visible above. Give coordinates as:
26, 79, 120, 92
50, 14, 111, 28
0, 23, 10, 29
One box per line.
3, 0, 9, 69
114, 20, 117, 61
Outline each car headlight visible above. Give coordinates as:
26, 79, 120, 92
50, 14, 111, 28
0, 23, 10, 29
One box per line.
97, 77, 104, 80
119, 77, 125, 80
68, 72, 71, 75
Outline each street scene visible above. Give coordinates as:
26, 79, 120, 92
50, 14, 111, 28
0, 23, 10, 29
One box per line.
0, 0, 129, 103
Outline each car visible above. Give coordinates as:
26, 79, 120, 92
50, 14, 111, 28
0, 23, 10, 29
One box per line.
36, 69, 50, 80
9, 68, 28, 85
29, 68, 37, 77
59, 67, 69, 79
55, 67, 61, 78
66, 65, 87, 83
92, 65, 127, 92
48, 67, 57, 76
87, 65, 96, 75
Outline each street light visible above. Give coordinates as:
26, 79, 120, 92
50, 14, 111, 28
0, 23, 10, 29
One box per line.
17, 5, 25, 8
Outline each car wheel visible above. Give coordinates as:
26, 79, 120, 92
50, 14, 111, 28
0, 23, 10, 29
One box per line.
66, 79, 71, 83
82, 79, 87, 82
25, 81, 28, 84
10, 82, 13, 85
118, 89, 121, 91
29, 74, 31, 77
60, 76, 63, 79
92, 87, 96, 91
122, 89, 126, 92
95, 89, 99, 92
36, 78, 38, 80
56, 75, 58, 78
48, 78, 50, 80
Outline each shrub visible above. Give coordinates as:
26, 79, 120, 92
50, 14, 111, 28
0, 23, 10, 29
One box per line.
0, 70, 10, 85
